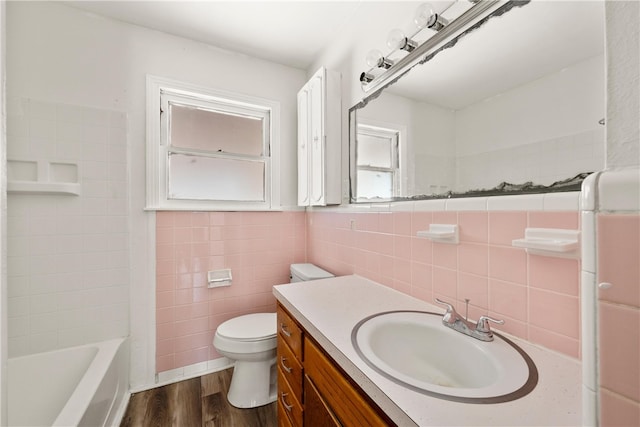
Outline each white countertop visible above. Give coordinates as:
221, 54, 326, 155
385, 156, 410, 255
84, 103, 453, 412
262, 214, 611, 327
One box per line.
273, 275, 581, 427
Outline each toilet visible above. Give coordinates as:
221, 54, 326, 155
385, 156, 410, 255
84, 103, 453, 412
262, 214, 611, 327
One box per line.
213, 263, 334, 408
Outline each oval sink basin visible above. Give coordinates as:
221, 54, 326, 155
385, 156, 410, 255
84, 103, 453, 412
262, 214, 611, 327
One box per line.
352, 311, 537, 403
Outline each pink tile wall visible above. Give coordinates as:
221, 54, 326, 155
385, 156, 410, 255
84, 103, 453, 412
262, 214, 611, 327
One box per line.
307, 210, 581, 358
155, 211, 306, 373
597, 214, 640, 426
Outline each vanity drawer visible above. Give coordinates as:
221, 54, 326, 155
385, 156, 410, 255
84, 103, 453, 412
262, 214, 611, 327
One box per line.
277, 305, 303, 360
277, 401, 294, 427
277, 367, 303, 427
277, 337, 303, 398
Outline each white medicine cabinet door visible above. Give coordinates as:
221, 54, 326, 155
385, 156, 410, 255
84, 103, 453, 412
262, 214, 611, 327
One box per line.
297, 87, 310, 206
309, 73, 325, 205
297, 67, 341, 206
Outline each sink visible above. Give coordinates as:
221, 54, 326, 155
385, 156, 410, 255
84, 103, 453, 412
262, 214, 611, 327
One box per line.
352, 311, 537, 403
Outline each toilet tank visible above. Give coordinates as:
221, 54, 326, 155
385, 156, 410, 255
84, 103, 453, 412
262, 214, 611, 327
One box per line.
290, 263, 334, 283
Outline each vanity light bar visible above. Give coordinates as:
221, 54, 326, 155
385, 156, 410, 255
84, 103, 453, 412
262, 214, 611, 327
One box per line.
361, 0, 520, 93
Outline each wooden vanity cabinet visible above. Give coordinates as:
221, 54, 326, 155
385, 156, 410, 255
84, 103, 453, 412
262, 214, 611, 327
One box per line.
276, 303, 394, 427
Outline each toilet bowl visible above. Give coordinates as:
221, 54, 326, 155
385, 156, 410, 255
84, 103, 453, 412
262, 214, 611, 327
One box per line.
213, 263, 334, 408
213, 313, 277, 408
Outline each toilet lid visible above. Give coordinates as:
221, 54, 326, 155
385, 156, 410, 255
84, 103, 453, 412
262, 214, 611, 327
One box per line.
217, 313, 277, 341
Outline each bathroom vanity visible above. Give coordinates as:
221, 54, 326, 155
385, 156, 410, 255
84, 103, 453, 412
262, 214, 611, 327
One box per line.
273, 275, 581, 427
277, 302, 392, 426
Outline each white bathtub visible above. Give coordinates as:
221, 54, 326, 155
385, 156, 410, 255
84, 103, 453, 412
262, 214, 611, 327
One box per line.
8, 338, 129, 427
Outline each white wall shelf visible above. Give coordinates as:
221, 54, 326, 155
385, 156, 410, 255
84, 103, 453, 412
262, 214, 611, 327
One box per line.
7, 159, 81, 196
512, 228, 580, 258
416, 224, 459, 244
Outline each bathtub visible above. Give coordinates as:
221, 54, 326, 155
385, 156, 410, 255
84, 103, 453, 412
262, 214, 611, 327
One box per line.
8, 338, 129, 427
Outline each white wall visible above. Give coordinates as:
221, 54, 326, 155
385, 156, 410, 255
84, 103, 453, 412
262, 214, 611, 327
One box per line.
6, 1, 305, 389
455, 55, 605, 156
5, 100, 130, 357
605, 1, 640, 169
1, 1, 7, 424
410, 100, 456, 194
455, 55, 605, 190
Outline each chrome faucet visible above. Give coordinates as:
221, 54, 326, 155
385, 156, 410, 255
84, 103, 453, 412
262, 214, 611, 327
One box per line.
435, 298, 504, 342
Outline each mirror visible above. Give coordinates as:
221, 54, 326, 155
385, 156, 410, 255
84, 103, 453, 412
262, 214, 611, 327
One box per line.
350, 1, 605, 202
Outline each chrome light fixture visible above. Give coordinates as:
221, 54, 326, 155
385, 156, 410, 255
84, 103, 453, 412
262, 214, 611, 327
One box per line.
359, 0, 519, 93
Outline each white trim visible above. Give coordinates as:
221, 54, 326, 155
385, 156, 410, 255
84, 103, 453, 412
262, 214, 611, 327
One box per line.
146, 75, 281, 211
311, 191, 582, 213
596, 168, 640, 212
581, 168, 640, 212
131, 356, 234, 393
578, 166, 640, 426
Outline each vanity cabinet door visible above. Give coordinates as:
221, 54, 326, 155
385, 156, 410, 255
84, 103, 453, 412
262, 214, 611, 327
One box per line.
304, 338, 392, 427
304, 376, 341, 427
296, 66, 341, 207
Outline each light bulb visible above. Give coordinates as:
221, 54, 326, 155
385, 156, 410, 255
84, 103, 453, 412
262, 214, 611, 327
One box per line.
414, 2, 448, 31
414, 2, 436, 29
365, 50, 384, 68
387, 28, 417, 52
365, 50, 394, 69
387, 29, 407, 50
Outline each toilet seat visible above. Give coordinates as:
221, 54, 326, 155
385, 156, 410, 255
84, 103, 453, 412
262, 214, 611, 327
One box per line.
216, 313, 276, 342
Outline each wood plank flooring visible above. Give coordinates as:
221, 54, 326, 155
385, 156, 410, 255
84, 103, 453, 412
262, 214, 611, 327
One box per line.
120, 368, 277, 427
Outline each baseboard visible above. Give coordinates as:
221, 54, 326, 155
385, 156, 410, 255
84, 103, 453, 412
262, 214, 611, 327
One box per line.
130, 356, 234, 393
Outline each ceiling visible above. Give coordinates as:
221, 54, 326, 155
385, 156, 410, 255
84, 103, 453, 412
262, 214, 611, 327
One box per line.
63, 0, 373, 70
63, 1, 605, 109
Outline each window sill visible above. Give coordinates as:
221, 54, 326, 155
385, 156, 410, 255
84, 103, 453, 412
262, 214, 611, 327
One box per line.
144, 202, 284, 212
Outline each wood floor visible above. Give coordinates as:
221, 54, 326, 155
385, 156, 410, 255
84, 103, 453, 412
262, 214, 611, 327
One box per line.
120, 368, 277, 427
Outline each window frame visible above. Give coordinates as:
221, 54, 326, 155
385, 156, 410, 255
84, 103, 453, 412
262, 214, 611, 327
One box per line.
355, 122, 403, 200
146, 75, 281, 211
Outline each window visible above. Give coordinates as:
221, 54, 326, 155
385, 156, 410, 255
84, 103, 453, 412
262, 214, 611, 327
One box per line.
356, 124, 400, 200
146, 76, 280, 210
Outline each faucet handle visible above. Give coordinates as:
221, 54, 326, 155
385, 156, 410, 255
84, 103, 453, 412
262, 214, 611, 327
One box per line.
475, 315, 505, 333
434, 298, 459, 324
434, 298, 455, 313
